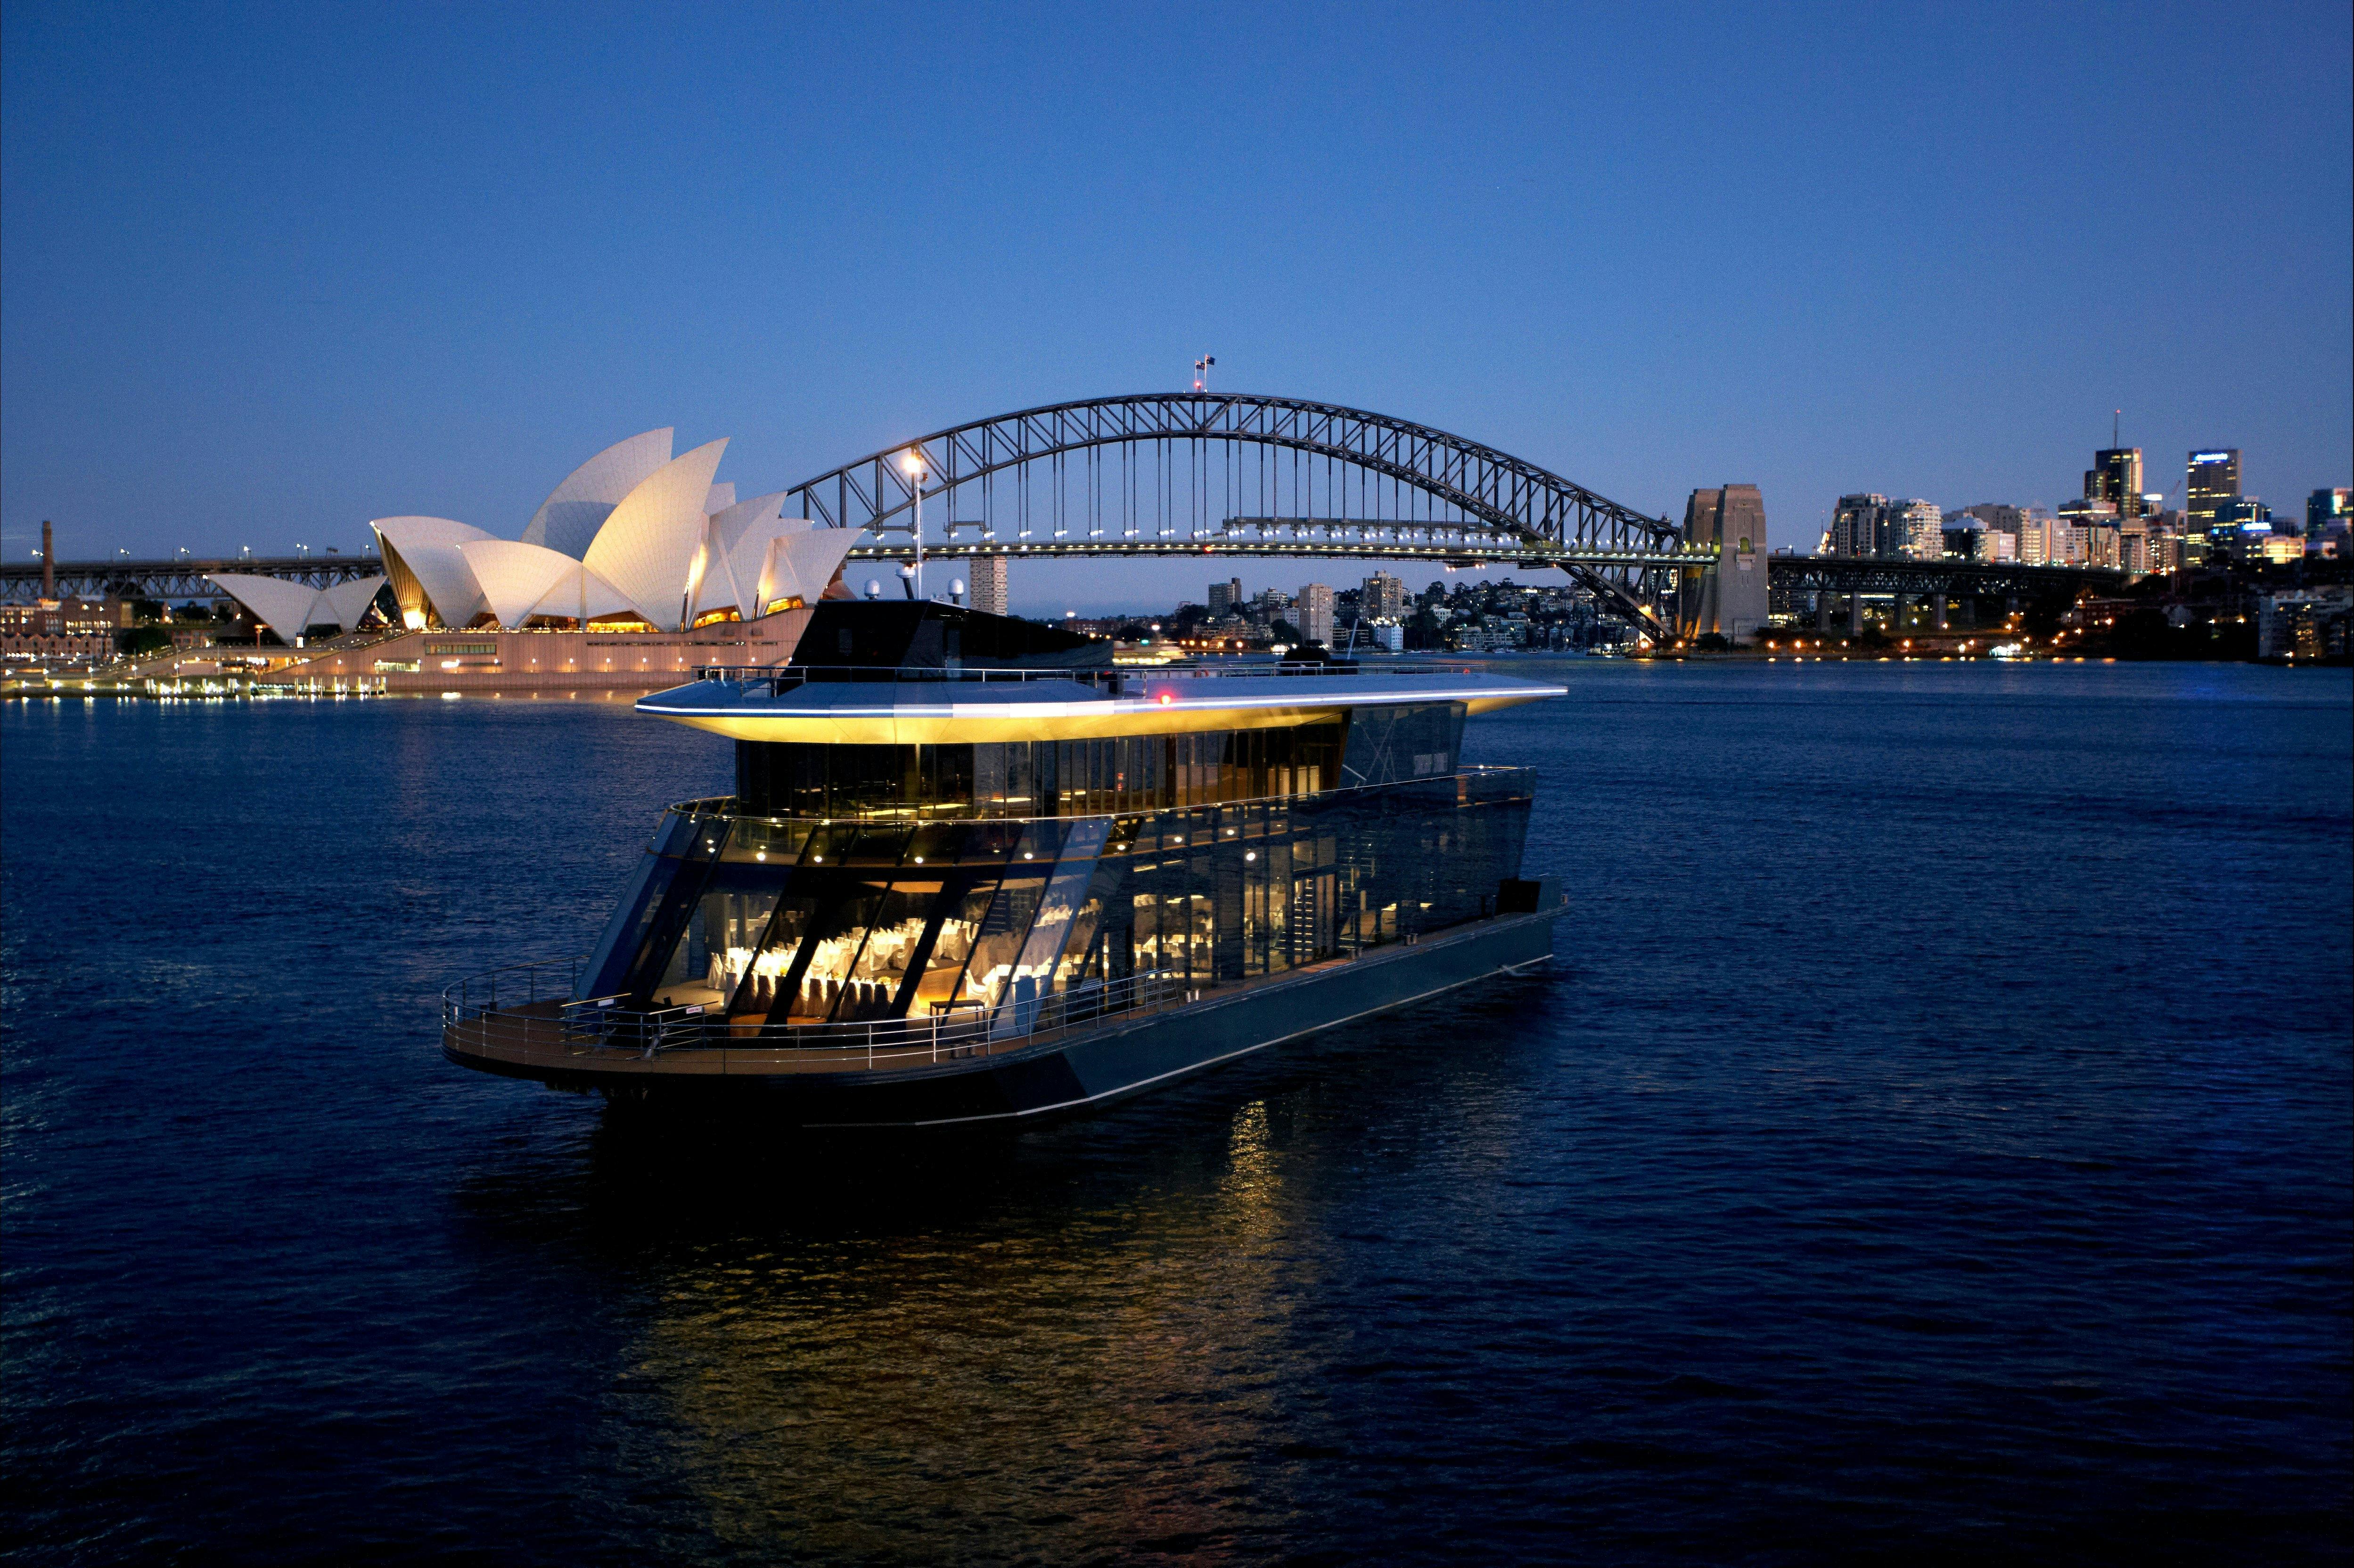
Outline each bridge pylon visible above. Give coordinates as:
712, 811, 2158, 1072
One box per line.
1674, 485, 1769, 642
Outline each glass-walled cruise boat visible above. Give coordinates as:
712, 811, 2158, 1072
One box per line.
443, 602, 1565, 1126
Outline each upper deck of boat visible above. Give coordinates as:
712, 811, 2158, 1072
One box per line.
636, 660, 1567, 744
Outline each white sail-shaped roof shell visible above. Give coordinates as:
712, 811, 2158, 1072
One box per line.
698, 492, 791, 619
521, 428, 674, 559
207, 573, 330, 645
455, 539, 636, 627
317, 574, 391, 632
459, 540, 589, 629
582, 439, 729, 632
705, 483, 736, 516
373, 517, 495, 629
769, 524, 859, 609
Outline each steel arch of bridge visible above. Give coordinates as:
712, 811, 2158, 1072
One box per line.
784, 392, 1687, 629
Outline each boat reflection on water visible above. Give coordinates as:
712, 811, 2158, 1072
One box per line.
444, 979, 1550, 1559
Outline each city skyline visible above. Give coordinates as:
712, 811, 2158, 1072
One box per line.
3, 2, 2348, 615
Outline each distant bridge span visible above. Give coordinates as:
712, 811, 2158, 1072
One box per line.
784, 392, 1689, 630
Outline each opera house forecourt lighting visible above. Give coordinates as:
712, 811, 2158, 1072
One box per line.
370, 429, 858, 634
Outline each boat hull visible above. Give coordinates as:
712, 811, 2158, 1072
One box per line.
446, 906, 1556, 1127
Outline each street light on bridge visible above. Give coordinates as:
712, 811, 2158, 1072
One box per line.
900, 449, 927, 599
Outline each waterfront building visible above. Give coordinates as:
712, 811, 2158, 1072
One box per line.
1296, 583, 1336, 647
2256, 587, 2353, 660
967, 555, 1010, 616
1207, 577, 1244, 616
2186, 449, 2241, 530
0, 596, 131, 662
1370, 622, 1405, 653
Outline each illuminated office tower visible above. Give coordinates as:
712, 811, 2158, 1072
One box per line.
2309, 489, 2351, 530
2086, 448, 2147, 516
2186, 449, 2241, 530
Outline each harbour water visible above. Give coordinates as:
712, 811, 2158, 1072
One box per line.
3, 662, 2348, 1563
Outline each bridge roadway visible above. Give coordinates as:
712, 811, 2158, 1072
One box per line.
4, 543, 2116, 608
0, 554, 384, 604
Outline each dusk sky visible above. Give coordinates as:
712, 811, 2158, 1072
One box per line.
4, 1, 2348, 613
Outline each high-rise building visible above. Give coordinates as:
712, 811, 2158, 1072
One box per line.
2085, 448, 2146, 517
2018, 513, 2054, 565
2309, 489, 2352, 531
1207, 576, 1243, 616
1829, 494, 1888, 557
1295, 583, 1335, 646
2186, 449, 2241, 530
1362, 572, 1407, 621
1960, 503, 2024, 535
1895, 499, 1942, 560
966, 555, 1009, 616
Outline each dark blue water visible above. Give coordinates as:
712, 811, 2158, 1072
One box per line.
4, 664, 2349, 1565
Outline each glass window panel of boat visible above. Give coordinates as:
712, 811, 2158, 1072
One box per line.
575, 842, 680, 1001
960, 872, 1047, 1009
791, 882, 891, 1022
991, 821, 1107, 1022
1050, 849, 1132, 992
683, 884, 782, 1009
721, 816, 811, 866
844, 823, 914, 866
838, 880, 942, 1019
1238, 833, 1290, 977
800, 822, 866, 869
952, 818, 1027, 866
729, 893, 818, 1019
587, 813, 728, 1003
910, 879, 1001, 1014
903, 820, 971, 872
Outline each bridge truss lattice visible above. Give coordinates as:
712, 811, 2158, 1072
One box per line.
783, 392, 1691, 629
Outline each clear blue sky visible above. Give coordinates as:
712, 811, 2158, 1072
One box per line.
4, 1, 2348, 614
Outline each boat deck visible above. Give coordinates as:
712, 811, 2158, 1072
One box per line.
443, 924, 1495, 1085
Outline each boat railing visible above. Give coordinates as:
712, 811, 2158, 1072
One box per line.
686, 659, 1486, 696
650, 762, 1539, 830
443, 964, 1191, 1071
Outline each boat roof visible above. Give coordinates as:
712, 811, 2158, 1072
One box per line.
637, 664, 1566, 744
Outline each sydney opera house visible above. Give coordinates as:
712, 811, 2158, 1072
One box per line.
219, 430, 861, 692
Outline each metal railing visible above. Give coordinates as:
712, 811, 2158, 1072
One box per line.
650, 762, 1538, 832
443, 964, 1189, 1072
687, 659, 1488, 697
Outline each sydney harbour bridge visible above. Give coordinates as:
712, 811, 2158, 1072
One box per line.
1, 392, 2118, 635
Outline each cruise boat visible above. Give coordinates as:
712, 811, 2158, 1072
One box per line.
442, 602, 1565, 1126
